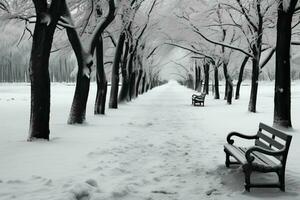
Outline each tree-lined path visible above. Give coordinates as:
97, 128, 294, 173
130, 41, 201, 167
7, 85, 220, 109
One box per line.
1, 81, 300, 200
2, 0, 300, 199
83, 80, 221, 199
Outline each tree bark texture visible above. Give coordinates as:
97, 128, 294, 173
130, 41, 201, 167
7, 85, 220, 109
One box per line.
28, 0, 62, 140
109, 31, 126, 108
67, 0, 115, 123
235, 56, 249, 99
204, 63, 209, 94
223, 62, 229, 100
126, 50, 135, 101
94, 36, 107, 115
227, 77, 233, 104
141, 73, 146, 94
195, 65, 198, 91
129, 71, 137, 100
273, 1, 297, 127
248, 58, 260, 112
135, 69, 143, 97
61, 1, 93, 124
119, 40, 130, 102
214, 65, 220, 99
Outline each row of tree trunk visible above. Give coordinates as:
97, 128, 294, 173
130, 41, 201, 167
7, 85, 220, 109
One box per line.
27, 0, 159, 141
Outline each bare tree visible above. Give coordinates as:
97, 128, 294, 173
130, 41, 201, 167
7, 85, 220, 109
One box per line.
190, 0, 276, 111
60, 0, 116, 123
109, 31, 126, 108
28, 0, 62, 140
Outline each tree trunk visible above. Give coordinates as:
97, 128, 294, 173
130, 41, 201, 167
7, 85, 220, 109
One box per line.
248, 58, 259, 112
129, 71, 136, 100
227, 77, 233, 104
214, 65, 220, 99
29, 19, 52, 140
63, 5, 93, 124
118, 40, 130, 102
235, 56, 249, 99
223, 62, 229, 100
135, 69, 143, 97
141, 73, 146, 94
204, 63, 209, 94
248, 18, 263, 112
28, 0, 61, 140
126, 51, 135, 100
66, 0, 115, 123
68, 72, 91, 123
273, 3, 296, 127
109, 31, 125, 108
195, 65, 198, 91
197, 66, 202, 92
94, 36, 107, 115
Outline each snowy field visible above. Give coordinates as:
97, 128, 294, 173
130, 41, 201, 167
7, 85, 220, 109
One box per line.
0, 81, 300, 200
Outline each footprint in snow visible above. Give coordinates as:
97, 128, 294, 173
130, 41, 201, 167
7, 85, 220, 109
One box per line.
6, 180, 24, 184
206, 188, 218, 196
69, 181, 100, 200
85, 179, 98, 187
145, 122, 153, 127
111, 186, 130, 198
92, 166, 103, 172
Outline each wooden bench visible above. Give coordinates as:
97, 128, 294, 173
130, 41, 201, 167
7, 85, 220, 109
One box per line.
224, 123, 292, 192
192, 93, 206, 106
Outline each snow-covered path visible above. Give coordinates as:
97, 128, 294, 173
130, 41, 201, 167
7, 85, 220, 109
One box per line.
84, 81, 221, 199
1, 81, 300, 200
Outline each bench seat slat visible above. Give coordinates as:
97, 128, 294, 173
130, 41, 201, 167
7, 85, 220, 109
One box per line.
238, 147, 273, 166
224, 144, 278, 167
252, 152, 279, 167
239, 147, 278, 167
224, 144, 247, 164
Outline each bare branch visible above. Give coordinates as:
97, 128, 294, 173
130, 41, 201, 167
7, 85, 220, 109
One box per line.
165, 42, 214, 61
104, 30, 117, 47
260, 47, 275, 69
191, 25, 253, 58
79, 0, 94, 36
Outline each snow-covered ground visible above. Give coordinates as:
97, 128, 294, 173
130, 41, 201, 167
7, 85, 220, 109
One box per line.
0, 81, 300, 200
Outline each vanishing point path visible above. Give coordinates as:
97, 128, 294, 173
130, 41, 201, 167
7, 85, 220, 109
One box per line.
76, 81, 235, 200
3, 81, 296, 200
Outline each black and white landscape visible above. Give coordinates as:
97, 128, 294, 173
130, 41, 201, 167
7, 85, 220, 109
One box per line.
0, 0, 300, 199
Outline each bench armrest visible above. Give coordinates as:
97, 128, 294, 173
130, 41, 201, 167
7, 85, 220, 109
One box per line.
245, 146, 285, 163
227, 131, 258, 145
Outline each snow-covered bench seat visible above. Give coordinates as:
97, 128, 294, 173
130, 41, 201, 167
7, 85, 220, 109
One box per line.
192, 93, 206, 106
224, 123, 292, 192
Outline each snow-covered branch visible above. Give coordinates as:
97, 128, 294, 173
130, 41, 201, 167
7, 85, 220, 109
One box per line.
191, 25, 253, 58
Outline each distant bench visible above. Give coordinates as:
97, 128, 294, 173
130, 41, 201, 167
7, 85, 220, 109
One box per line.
224, 123, 292, 192
192, 93, 206, 106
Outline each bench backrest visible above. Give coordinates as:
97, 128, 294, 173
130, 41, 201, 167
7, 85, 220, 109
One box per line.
255, 123, 292, 163
199, 93, 206, 100
192, 93, 206, 100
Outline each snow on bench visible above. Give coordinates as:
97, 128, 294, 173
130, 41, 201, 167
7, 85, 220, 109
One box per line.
224, 123, 292, 192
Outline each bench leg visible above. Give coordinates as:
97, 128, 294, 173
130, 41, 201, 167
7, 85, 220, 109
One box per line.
225, 150, 230, 168
277, 170, 285, 191
243, 165, 252, 192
